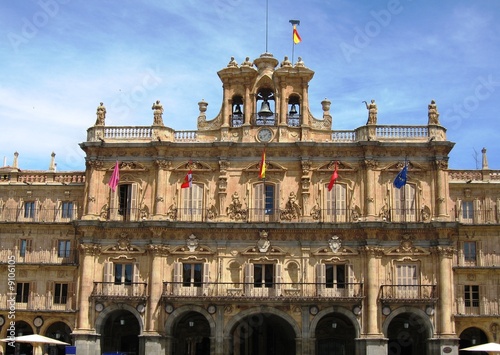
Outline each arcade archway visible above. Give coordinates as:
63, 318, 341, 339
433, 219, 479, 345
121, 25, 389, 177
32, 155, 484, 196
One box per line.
459, 327, 488, 354
100, 309, 140, 355
44, 321, 72, 355
171, 311, 211, 355
5, 320, 33, 355
385, 311, 432, 355
315, 312, 357, 354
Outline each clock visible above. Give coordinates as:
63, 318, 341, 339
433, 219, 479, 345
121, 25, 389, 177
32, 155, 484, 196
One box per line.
33, 316, 44, 327
0, 315, 4, 326
207, 305, 216, 314
95, 303, 104, 312
257, 127, 273, 142
165, 304, 174, 314
136, 304, 145, 313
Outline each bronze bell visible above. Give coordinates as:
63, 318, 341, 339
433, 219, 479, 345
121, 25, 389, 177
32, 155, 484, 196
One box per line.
289, 104, 298, 115
258, 100, 273, 117
233, 104, 242, 115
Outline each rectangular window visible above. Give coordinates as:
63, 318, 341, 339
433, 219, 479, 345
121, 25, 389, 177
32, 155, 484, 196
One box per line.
61, 202, 73, 219
181, 183, 204, 221
254, 264, 274, 288
54, 283, 68, 304
394, 184, 416, 222
396, 264, 418, 298
114, 264, 133, 285
19, 239, 32, 257
182, 263, 202, 287
16, 282, 30, 303
464, 285, 479, 308
325, 184, 347, 222
462, 201, 474, 223
325, 264, 346, 289
24, 201, 36, 218
58, 240, 71, 258
464, 241, 477, 263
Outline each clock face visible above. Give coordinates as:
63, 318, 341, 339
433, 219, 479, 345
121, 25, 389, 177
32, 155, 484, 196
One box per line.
257, 128, 273, 142
34, 317, 43, 327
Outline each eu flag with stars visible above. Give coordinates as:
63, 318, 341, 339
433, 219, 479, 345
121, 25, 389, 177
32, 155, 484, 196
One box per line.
393, 164, 408, 189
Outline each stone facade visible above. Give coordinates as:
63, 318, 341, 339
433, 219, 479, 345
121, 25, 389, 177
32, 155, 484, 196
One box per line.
0, 54, 499, 355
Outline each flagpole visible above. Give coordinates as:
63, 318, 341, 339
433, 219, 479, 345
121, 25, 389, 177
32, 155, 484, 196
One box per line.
265, 0, 269, 53
289, 20, 300, 63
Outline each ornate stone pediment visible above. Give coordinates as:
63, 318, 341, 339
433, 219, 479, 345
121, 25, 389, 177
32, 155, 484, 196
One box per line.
316, 160, 355, 172
102, 234, 144, 253
244, 160, 287, 174
382, 161, 423, 172
385, 234, 429, 255
173, 161, 213, 172
107, 161, 147, 172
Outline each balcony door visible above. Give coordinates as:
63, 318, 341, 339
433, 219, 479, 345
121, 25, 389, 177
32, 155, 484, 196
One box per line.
396, 264, 418, 298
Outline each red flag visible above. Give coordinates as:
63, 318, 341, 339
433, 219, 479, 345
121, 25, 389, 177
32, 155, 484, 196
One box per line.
181, 169, 193, 188
293, 24, 302, 44
327, 162, 338, 191
108, 161, 120, 192
259, 149, 266, 179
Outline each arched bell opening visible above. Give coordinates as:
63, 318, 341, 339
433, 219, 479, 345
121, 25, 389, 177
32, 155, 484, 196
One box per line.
287, 95, 301, 127
231, 95, 244, 127
255, 88, 276, 126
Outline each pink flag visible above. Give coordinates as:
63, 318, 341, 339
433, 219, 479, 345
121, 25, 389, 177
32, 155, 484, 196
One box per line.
327, 162, 338, 192
108, 161, 120, 192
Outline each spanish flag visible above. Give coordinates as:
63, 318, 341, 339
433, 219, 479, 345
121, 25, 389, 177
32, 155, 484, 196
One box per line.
259, 149, 266, 179
293, 24, 302, 44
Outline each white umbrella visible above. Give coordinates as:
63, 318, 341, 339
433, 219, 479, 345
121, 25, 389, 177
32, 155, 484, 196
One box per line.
462, 342, 500, 353
0, 334, 70, 355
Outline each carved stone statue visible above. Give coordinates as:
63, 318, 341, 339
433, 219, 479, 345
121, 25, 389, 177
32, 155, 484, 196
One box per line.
428, 99, 440, 125
95, 102, 106, 126
152, 100, 164, 126
280, 192, 301, 221
227, 192, 247, 221
227, 56, 238, 68
363, 99, 377, 125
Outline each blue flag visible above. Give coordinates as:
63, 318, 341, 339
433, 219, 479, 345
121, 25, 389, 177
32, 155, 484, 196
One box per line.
393, 164, 408, 189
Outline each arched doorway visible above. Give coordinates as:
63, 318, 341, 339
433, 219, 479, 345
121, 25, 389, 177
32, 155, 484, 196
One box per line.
172, 311, 211, 355
315, 313, 356, 355
101, 310, 140, 355
5, 321, 33, 355
44, 321, 72, 355
387, 312, 429, 355
459, 327, 488, 355
231, 312, 296, 355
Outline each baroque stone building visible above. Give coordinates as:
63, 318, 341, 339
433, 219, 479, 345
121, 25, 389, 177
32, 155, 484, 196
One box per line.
0, 53, 499, 355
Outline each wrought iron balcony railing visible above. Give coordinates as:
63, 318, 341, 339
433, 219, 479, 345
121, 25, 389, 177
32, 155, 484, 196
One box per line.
91, 282, 148, 300
162, 281, 363, 301
378, 284, 438, 303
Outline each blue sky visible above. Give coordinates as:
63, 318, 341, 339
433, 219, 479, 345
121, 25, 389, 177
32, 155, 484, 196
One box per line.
1, 0, 499, 171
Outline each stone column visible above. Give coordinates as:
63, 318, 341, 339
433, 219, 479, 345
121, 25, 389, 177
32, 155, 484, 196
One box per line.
244, 85, 251, 125
280, 83, 287, 125
83, 161, 103, 219
363, 243, 384, 336
435, 159, 449, 219
436, 245, 455, 336
77, 243, 101, 330
153, 160, 170, 219
146, 243, 168, 331
364, 160, 377, 220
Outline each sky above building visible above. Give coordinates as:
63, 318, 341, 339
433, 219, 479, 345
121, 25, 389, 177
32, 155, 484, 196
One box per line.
1, 0, 499, 171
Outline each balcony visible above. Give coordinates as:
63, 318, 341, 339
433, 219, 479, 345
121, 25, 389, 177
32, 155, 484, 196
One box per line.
91, 282, 148, 301
0, 294, 75, 312
0, 249, 78, 265
0, 207, 78, 223
162, 281, 363, 302
453, 207, 499, 224
378, 285, 438, 304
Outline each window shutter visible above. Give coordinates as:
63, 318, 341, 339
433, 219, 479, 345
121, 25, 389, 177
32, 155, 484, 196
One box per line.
133, 262, 141, 297
473, 199, 481, 224
29, 281, 36, 308
456, 199, 462, 221
173, 262, 182, 294
275, 264, 282, 296
244, 263, 254, 295
47, 281, 53, 309
72, 201, 77, 220
55, 200, 61, 222
254, 184, 264, 219
68, 282, 75, 310
109, 189, 117, 220
129, 184, 138, 221
479, 285, 486, 314
316, 263, 326, 296
202, 262, 210, 296
347, 264, 355, 297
